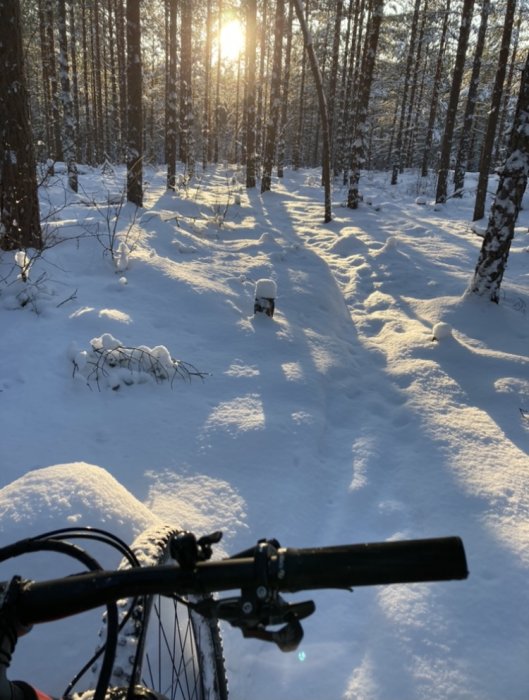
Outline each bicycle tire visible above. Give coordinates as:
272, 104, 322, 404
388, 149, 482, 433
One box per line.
95, 524, 228, 700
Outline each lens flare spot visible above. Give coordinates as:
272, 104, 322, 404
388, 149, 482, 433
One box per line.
298, 650, 307, 662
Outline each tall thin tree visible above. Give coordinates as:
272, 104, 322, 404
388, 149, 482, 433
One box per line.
0, 0, 42, 250
453, 0, 490, 197
126, 0, 143, 206
179, 0, 194, 173
473, 0, 516, 220
57, 0, 78, 192
245, 0, 258, 187
166, 0, 177, 188
420, 0, 450, 178
435, 0, 475, 204
261, 0, 285, 193
292, 0, 332, 222
347, 0, 384, 211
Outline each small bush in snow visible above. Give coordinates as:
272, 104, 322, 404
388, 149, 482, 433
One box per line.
71, 333, 207, 390
1, 249, 56, 312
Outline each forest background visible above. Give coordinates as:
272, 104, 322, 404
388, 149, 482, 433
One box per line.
8, 0, 529, 221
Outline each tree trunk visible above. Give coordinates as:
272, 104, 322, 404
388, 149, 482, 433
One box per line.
126, 0, 143, 206
179, 0, 194, 173
92, 0, 104, 162
57, 0, 78, 192
334, 0, 354, 177
420, 0, 450, 178
166, 0, 177, 188
473, 0, 516, 221
107, 0, 119, 161
255, 0, 268, 176
468, 51, 529, 302
261, 0, 284, 193
69, 0, 81, 163
81, 0, 93, 163
391, 0, 421, 184
277, 0, 293, 178
116, 0, 127, 160
203, 0, 212, 169
213, 0, 222, 163
403, 0, 428, 168
0, 0, 42, 250
347, 0, 384, 211
453, 0, 490, 197
435, 0, 474, 203
292, 0, 332, 222
37, 0, 53, 159
44, 0, 64, 161
327, 0, 343, 174
245, 0, 257, 187
292, 0, 307, 170
493, 7, 521, 166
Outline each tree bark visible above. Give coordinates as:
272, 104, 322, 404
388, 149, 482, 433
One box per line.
277, 0, 293, 178
473, 0, 516, 220
44, 0, 64, 161
0, 0, 42, 250
57, 0, 78, 192
468, 51, 529, 302
179, 0, 194, 174
126, 0, 143, 206
166, 0, 177, 188
453, 0, 490, 197
347, 0, 384, 211
292, 0, 332, 222
203, 0, 213, 169
391, 0, 421, 184
435, 0, 474, 203
245, 0, 257, 187
261, 0, 284, 193
420, 0, 450, 177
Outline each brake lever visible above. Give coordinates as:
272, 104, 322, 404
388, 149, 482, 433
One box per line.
193, 595, 315, 652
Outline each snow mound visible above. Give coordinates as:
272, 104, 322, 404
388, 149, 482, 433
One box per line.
432, 322, 453, 340
0, 462, 157, 539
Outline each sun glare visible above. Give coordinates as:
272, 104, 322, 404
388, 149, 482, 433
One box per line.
220, 20, 244, 62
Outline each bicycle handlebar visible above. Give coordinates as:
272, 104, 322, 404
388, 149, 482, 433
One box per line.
9, 536, 467, 626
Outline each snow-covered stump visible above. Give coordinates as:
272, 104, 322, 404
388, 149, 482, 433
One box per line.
254, 279, 277, 318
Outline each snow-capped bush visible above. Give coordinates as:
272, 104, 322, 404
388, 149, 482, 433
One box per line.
14, 250, 31, 282
114, 241, 130, 272
1, 251, 55, 312
71, 333, 207, 390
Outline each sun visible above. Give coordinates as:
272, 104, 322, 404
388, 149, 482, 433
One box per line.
219, 19, 244, 62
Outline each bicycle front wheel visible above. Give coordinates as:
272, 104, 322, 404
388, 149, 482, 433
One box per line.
104, 524, 229, 700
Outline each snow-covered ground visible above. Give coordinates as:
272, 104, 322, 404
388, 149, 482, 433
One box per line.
1, 165, 529, 699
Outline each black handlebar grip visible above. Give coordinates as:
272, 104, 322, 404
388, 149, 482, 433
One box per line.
276, 537, 468, 591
